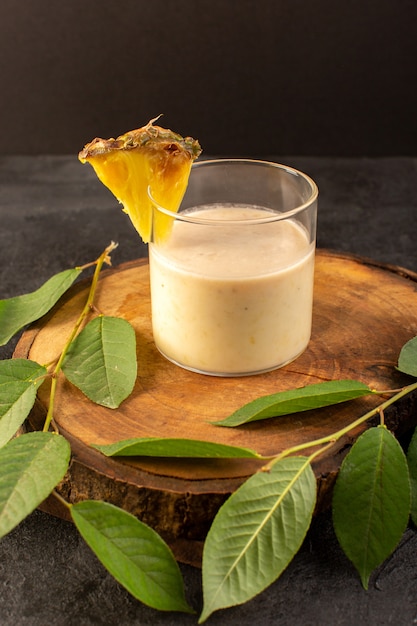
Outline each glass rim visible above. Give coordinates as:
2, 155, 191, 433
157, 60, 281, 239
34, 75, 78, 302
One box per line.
148, 158, 318, 224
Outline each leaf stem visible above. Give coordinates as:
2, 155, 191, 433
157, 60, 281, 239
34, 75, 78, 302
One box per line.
43, 242, 118, 432
52, 489, 72, 511
264, 380, 417, 465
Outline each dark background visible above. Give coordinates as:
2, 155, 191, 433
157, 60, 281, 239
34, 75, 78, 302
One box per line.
0, 0, 416, 157
2, 3, 417, 624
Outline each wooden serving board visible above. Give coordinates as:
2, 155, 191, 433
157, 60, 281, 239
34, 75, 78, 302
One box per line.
15, 250, 417, 566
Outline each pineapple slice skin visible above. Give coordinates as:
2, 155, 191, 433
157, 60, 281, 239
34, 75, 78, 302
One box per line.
78, 117, 201, 161
78, 118, 201, 243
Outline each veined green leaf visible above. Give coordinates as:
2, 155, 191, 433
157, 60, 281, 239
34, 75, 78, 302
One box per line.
0, 359, 47, 447
0, 268, 82, 346
397, 336, 417, 377
213, 380, 373, 427
199, 456, 316, 622
0, 431, 70, 538
332, 426, 410, 589
71, 500, 193, 614
406, 427, 417, 526
92, 437, 262, 458
62, 316, 137, 408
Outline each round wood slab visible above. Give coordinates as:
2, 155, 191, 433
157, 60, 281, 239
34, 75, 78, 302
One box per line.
15, 250, 417, 566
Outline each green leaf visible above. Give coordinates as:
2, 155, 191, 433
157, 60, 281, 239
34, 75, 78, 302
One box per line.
397, 336, 417, 377
199, 456, 316, 622
0, 359, 47, 447
92, 437, 262, 458
0, 431, 71, 538
213, 380, 373, 427
71, 500, 193, 614
62, 316, 137, 408
406, 427, 417, 526
332, 426, 410, 589
0, 268, 82, 346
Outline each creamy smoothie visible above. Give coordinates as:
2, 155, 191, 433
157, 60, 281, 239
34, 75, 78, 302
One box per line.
149, 204, 315, 376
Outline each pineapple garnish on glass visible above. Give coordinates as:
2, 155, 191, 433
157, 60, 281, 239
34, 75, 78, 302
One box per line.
78, 117, 202, 243
79, 118, 318, 377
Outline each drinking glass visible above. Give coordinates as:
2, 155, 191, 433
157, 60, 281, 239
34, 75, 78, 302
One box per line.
148, 159, 318, 377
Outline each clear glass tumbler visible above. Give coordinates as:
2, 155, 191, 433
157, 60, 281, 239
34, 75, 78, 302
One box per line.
148, 159, 318, 377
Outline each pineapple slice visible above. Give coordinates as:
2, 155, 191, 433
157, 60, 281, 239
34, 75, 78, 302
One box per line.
78, 117, 202, 243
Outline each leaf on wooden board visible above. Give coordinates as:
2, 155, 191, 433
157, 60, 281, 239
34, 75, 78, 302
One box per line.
62, 316, 137, 409
397, 336, 417, 377
0, 431, 71, 538
71, 500, 194, 614
332, 426, 410, 589
0, 359, 47, 447
199, 456, 316, 622
406, 427, 417, 526
0, 268, 82, 346
92, 437, 263, 459
213, 380, 373, 427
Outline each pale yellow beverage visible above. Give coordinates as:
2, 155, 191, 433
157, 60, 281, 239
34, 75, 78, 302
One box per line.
149, 204, 315, 376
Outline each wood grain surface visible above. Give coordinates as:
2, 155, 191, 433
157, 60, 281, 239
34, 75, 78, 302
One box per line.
15, 250, 417, 565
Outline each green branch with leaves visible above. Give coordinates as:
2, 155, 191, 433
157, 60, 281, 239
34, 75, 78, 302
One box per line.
1, 244, 417, 622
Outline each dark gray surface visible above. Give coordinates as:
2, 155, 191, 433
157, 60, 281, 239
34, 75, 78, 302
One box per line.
1, 155, 417, 625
